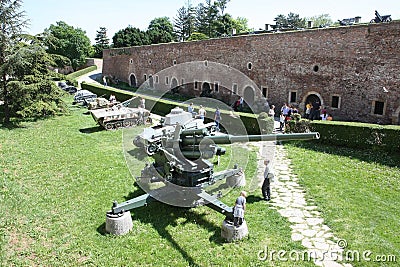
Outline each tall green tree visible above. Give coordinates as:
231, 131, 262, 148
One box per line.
147, 17, 175, 44
112, 26, 149, 48
93, 26, 109, 58
195, 0, 219, 38
43, 21, 92, 70
174, 4, 195, 41
0, 0, 28, 123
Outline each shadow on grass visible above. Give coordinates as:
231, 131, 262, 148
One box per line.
79, 126, 103, 134
99, 187, 225, 266
289, 141, 400, 168
246, 195, 264, 204
126, 148, 147, 161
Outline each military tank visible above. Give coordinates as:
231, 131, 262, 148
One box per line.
91, 99, 151, 130
87, 97, 120, 110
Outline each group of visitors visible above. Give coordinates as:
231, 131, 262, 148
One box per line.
187, 103, 221, 131
233, 158, 274, 227
276, 101, 333, 131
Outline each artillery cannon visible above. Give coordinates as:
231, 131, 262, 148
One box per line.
370, 10, 392, 23
106, 107, 320, 235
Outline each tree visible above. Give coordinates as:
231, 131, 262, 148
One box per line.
0, 0, 28, 123
43, 21, 92, 70
147, 17, 175, 44
195, 0, 219, 38
232, 17, 252, 34
174, 5, 196, 41
306, 14, 333, 27
274, 13, 306, 29
112, 26, 149, 48
187, 32, 209, 41
93, 26, 109, 58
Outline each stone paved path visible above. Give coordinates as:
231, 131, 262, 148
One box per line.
255, 141, 352, 267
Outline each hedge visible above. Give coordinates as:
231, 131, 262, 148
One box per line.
310, 120, 400, 152
80, 82, 274, 135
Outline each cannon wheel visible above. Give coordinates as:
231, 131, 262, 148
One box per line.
123, 120, 131, 128
105, 123, 114, 130
115, 121, 123, 129
384, 17, 392, 22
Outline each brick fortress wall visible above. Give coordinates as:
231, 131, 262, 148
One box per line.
103, 21, 400, 124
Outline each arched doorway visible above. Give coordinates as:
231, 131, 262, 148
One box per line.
201, 82, 212, 97
171, 77, 178, 89
243, 86, 255, 105
305, 94, 321, 106
129, 73, 137, 87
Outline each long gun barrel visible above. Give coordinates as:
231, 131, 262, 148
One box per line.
181, 132, 320, 146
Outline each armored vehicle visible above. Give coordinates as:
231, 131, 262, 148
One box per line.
73, 90, 97, 104
87, 97, 120, 110
91, 101, 151, 130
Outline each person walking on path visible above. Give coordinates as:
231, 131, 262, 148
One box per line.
262, 159, 274, 201
103, 76, 107, 87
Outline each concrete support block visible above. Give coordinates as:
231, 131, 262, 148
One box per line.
221, 219, 249, 242
105, 211, 133, 235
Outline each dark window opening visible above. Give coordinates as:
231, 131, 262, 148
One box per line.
313, 65, 319, 72
144, 74, 147, 81
262, 87, 267, 97
165, 76, 169, 85
194, 81, 198, 89
331, 96, 340, 108
233, 84, 238, 94
247, 62, 253, 70
173, 60, 177, 65
214, 82, 219, 92
374, 101, 384, 115
290, 91, 297, 103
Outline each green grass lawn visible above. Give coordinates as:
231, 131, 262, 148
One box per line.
1, 103, 315, 266
286, 142, 400, 266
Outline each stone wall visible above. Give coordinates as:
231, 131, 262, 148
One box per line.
103, 21, 400, 124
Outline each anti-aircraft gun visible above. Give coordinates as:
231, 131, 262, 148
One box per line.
108, 107, 320, 230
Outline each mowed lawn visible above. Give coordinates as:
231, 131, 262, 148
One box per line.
1, 104, 315, 267
286, 142, 400, 266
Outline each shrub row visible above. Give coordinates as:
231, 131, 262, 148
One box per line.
80, 82, 274, 135
311, 120, 400, 152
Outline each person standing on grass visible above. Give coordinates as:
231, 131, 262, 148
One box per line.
262, 159, 274, 201
233, 191, 247, 227
198, 105, 206, 121
214, 107, 221, 131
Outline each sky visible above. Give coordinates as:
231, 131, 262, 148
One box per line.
22, 0, 400, 44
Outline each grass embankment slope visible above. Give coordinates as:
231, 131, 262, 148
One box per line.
1, 103, 314, 266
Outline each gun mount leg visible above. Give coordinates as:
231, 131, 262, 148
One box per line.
105, 193, 152, 235
226, 171, 246, 187
221, 219, 249, 242
105, 211, 133, 235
